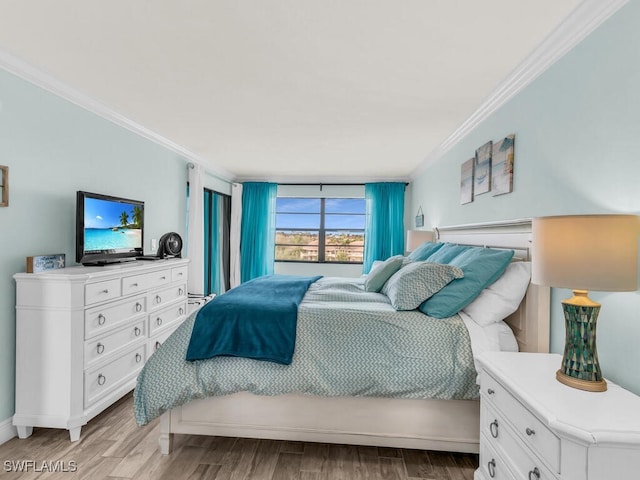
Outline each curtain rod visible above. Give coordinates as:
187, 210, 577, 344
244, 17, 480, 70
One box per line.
187, 162, 237, 186
279, 182, 409, 187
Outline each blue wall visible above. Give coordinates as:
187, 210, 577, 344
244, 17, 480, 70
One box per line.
409, 2, 640, 393
0, 69, 189, 423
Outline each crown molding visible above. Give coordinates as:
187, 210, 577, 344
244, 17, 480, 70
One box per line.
0, 50, 237, 183
410, 0, 629, 180
237, 174, 410, 184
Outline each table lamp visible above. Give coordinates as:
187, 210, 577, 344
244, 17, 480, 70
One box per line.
406, 230, 435, 252
531, 215, 639, 392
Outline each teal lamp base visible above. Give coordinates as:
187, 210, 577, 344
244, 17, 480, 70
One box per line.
558, 290, 607, 392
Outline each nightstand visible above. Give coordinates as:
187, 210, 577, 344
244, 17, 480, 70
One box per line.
475, 352, 640, 480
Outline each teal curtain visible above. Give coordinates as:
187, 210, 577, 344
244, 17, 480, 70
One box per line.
204, 189, 231, 295
363, 182, 405, 273
240, 182, 277, 282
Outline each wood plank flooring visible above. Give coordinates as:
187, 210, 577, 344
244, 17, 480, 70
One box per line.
0, 394, 478, 479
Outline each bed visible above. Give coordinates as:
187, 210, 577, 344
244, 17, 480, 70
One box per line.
135, 219, 550, 455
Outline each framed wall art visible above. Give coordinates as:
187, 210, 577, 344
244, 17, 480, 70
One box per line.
460, 158, 474, 204
0, 165, 8, 207
474, 141, 492, 195
491, 134, 515, 196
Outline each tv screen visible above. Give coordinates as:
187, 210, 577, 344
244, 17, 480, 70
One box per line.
76, 191, 144, 265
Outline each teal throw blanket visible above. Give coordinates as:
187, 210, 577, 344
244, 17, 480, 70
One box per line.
185, 274, 322, 364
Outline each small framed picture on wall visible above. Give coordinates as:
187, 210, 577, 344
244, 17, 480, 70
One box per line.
474, 141, 492, 195
460, 158, 474, 204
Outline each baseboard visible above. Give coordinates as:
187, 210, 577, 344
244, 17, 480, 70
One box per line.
0, 416, 17, 446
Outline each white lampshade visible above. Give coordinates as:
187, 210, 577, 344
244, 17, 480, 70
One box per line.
406, 230, 435, 252
531, 215, 640, 291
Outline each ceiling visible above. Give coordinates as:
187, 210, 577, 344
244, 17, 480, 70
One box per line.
0, 1, 586, 181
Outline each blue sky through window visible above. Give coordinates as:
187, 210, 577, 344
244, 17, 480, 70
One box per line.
276, 198, 365, 230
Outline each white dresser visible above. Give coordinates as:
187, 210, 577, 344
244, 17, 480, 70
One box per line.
476, 352, 640, 480
13, 258, 189, 441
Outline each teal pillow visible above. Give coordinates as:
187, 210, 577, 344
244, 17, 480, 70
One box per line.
425, 243, 471, 263
364, 255, 405, 292
408, 241, 444, 261
419, 247, 514, 318
384, 262, 464, 310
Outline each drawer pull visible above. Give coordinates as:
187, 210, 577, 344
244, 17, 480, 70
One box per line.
96, 343, 105, 354
155, 341, 161, 351
487, 459, 496, 478
97, 374, 106, 386
179, 307, 184, 315
135, 353, 142, 363
487, 388, 495, 395
526, 427, 536, 436
101, 289, 109, 294
98, 314, 106, 325
157, 317, 163, 326
131, 282, 139, 288
155, 295, 162, 304
489, 419, 499, 438
160, 276, 167, 280
177, 272, 183, 276
135, 302, 142, 312
179, 287, 184, 295
529, 467, 540, 480
134, 326, 141, 336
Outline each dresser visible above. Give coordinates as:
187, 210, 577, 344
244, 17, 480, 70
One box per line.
476, 352, 640, 480
13, 258, 189, 441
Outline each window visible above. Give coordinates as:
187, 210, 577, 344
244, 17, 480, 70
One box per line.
275, 197, 365, 263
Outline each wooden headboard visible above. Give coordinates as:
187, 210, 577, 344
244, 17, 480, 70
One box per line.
435, 218, 550, 353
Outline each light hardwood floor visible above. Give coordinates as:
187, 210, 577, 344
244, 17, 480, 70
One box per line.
0, 394, 478, 479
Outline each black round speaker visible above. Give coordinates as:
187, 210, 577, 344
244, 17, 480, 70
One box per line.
157, 232, 183, 258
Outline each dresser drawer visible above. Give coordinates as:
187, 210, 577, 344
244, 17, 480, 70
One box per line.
148, 325, 180, 358
84, 320, 146, 367
482, 402, 557, 480
149, 301, 187, 335
85, 296, 146, 339
482, 372, 560, 473
84, 344, 146, 407
122, 269, 171, 296
172, 265, 188, 283
479, 434, 516, 480
148, 283, 187, 311
85, 279, 121, 305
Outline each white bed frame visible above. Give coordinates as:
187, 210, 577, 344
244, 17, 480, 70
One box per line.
158, 219, 550, 454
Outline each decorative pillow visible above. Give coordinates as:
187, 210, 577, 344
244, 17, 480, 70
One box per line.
384, 262, 464, 311
364, 255, 405, 292
419, 247, 514, 318
424, 243, 471, 264
463, 262, 531, 326
408, 241, 444, 261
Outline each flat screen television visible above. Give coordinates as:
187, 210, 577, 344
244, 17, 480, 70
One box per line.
76, 191, 144, 265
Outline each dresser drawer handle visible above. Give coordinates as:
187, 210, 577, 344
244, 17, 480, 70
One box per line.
160, 276, 166, 280
529, 467, 540, 480
96, 343, 105, 354
97, 374, 106, 386
489, 419, 499, 438
134, 326, 141, 336
98, 314, 106, 325
131, 282, 139, 288
177, 272, 183, 277
526, 427, 536, 436
178, 287, 184, 296
487, 388, 495, 395
135, 353, 142, 363
179, 307, 184, 315
101, 289, 109, 294
155, 295, 162, 304
155, 341, 162, 351
487, 459, 496, 478
156, 317, 163, 326
135, 302, 143, 312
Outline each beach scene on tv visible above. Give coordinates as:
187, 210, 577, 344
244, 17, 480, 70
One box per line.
84, 197, 143, 252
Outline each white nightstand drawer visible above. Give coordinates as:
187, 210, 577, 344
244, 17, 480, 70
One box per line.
479, 434, 516, 480
149, 301, 187, 335
148, 283, 187, 311
482, 402, 556, 480
122, 269, 171, 296
85, 296, 146, 339
85, 279, 121, 305
482, 371, 560, 472
84, 320, 146, 367
84, 344, 146, 407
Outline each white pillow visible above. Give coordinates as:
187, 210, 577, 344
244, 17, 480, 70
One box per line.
462, 262, 531, 327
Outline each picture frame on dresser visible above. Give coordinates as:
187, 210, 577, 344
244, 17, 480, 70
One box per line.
12, 258, 189, 441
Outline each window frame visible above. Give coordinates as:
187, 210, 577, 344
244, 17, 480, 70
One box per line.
275, 197, 365, 264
